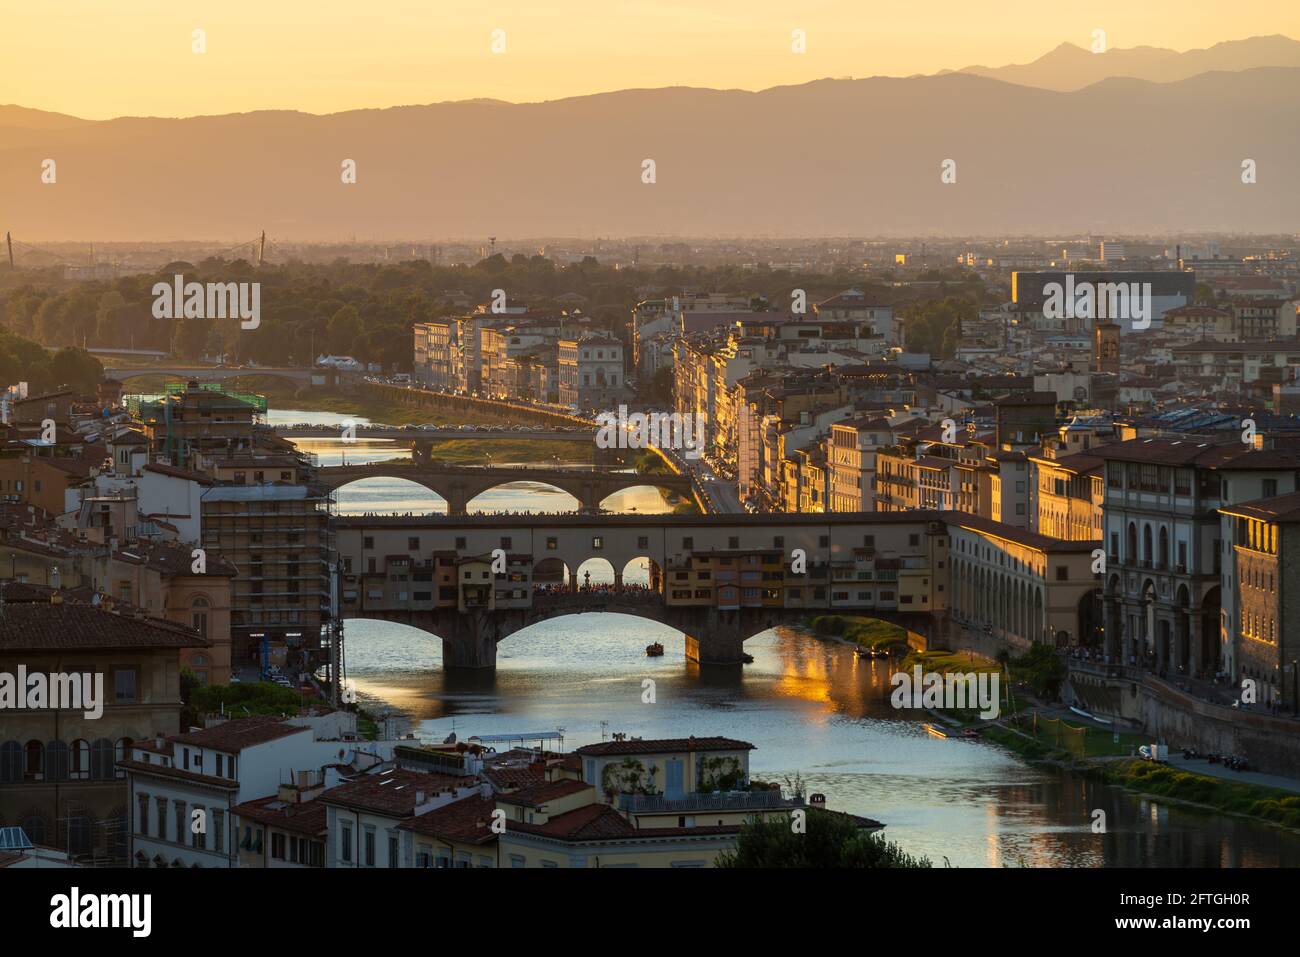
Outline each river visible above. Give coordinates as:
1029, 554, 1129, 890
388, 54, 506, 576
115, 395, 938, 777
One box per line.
273, 407, 1300, 868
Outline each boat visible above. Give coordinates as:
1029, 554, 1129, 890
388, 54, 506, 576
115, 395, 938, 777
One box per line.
959, 728, 979, 739
855, 646, 872, 659
741, 653, 754, 664
923, 723, 949, 739
645, 642, 664, 657
1069, 705, 1112, 725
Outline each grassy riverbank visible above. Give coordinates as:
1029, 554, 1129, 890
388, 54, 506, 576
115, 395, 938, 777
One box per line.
1092, 758, 1300, 829
807, 614, 909, 652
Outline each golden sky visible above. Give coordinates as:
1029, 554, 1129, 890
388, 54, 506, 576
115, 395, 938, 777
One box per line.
6, 0, 1298, 119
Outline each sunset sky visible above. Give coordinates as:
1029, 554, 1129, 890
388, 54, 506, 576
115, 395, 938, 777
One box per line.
5, 0, 1299, 119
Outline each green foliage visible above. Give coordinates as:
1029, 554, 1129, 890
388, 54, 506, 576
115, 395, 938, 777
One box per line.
1007, 643, 1066, 699
716, 809, 933, 868
809, 614, 905, 650
899, 295, 975, 359
1106, 759, 1300, 829
185, 680, 303, 721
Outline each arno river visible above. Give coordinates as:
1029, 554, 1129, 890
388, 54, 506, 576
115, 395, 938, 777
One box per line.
274, 408, 1300, 868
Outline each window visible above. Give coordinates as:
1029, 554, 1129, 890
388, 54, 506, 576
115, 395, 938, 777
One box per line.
191, 596, 210, 638
364, 536, 374, 549
341, 824, 352, 862
213, 810, 224, 856
547, 537, 558, 550
1056, 566, 1068, 581
114, 668, 137, 703
364, 830, 375, 866
1263, 479, 1278, 498
272, 832, 286, 860
682, 537, 694, 550
637, 536, 649, 549
500, 537, 512, 550
908, 534, 920, 547
389, 834, 400, 868
455, 537, 467, 549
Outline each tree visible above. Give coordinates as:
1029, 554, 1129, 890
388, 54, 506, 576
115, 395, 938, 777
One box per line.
716, 808, 933, 868
48, 347, 103, 393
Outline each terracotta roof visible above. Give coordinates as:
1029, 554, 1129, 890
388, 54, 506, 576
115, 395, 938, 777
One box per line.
1220, 490, 1300, 524
481, 765, 546, 791
173, 716, 308, 754
496, 779, 593, 807
1095, 438, 1300, 470
575, 737, 755, 758
943, 513, 1098, 553
231, 795, 328, 836
400, 795, 497, 845
319, 768, 469, 816
0, 598, 210, 652
143, 463, 215, 485
508, 802, 637, 840
117, 759, 239, 790
113, 540, 238, 577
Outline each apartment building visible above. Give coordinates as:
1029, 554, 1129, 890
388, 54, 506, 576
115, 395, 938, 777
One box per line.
199, 484, 332, 670
0, 588, 206, 862
829, 417, 896, 513
1218, 491, 1300, 708
1097, 438, 1300, 678
1029, 449, 1105, 542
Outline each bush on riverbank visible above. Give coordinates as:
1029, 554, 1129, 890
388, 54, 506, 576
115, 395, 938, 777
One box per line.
716, 808, 933, 868
1104, 759, 1300, 829
809, 614, 907, 651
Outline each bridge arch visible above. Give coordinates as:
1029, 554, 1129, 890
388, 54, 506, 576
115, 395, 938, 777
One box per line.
330, 476, 449, 515
466, 480, 581, 515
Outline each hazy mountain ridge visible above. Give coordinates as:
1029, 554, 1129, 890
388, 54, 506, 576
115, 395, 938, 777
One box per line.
953, 34, 1300, 91
1, 66, 1297, 241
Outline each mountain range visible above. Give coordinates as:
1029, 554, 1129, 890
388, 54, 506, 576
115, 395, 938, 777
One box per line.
1, 36, 1297, 241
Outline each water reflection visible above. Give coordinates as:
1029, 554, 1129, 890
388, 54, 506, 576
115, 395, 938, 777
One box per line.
342, 613, 1300, 868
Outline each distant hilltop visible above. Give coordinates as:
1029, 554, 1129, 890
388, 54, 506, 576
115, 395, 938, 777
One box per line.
1, 36, 1298, 240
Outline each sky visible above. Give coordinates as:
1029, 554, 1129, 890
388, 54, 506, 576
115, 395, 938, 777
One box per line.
4, 0, 1299, 119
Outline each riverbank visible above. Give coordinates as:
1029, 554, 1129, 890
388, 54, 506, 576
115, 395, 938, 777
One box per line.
1085, 758, 1300, 831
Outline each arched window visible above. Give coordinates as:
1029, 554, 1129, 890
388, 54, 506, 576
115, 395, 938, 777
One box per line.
70, 740, 90, 780
1158, 527, 1169, 570
0, 741, 22, 784
90, 738, 115, 781
115, 738, 133, 778
24, 740, 44, 780
191, 595, 211, 638
45, 741, 69, 782
1127, 523, 1138, 562
1142, 525, 1153, 564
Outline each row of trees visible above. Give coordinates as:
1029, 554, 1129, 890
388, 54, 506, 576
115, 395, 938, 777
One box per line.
0, 256, 999, 372
0, 330, 102, 395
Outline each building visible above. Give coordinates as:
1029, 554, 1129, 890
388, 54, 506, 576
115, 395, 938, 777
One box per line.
0, 587, 207, 862
1218, 492, 1300, 708
199, 484, 333, 673
829, 417, 896, 513
1030, 449, 1105, 542
1097, 438, 1300, 678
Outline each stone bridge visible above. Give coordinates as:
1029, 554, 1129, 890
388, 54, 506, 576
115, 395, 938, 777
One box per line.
331, 512, 951, 667
317, 463, 696, 515
105, 365, 320, 386
348, 592, 938, 668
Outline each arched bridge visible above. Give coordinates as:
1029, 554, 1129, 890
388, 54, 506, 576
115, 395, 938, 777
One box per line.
317, 463, 696, 515
104, 365, 319, 386
331, 512, 950, 667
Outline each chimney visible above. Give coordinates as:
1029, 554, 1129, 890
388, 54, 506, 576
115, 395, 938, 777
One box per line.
155, 734, 164, 750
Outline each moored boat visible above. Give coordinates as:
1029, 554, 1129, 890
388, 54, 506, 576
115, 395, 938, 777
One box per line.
646, 642, 664, 657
